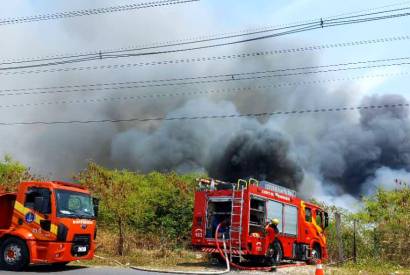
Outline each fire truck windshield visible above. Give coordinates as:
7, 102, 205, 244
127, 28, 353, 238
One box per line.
55, 189, 95, 219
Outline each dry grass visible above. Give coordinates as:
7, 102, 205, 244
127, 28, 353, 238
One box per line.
378, 222, 410, 266
326, 259, 410, 275
79, 228, 215, 271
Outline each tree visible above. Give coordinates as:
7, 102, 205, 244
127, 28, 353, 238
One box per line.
358, 185, 410, 265
139, 172, 197, 244
0, 155, 34, 192
319, 184, 410, 265
76, 162, 202, 253
76, 162, 139, 256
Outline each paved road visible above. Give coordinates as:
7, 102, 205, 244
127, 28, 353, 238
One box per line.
0, 264, 316, 274
1, 266, 172, 275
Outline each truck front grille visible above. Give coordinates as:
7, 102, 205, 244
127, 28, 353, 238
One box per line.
71, 234, 91, 257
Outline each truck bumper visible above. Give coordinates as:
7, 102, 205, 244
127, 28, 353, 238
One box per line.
28, 240, 96, 264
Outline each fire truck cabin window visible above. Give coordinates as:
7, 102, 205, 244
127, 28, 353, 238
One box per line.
315, 210, 323, 227
55, 190, 95, 219
266, 200, 283, 233
305, 207, 312, 222
24, 187, 51, 214
284, 205, 297, 236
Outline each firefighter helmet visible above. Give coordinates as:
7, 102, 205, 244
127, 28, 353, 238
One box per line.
271, 218, 280, 225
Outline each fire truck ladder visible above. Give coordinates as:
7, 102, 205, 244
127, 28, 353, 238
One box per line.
229, 179, 246, 262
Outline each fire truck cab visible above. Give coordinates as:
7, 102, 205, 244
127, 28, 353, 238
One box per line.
191, 178, 328, 265
0, 181, 98, 271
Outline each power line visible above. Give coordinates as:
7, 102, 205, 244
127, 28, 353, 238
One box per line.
0, 103, 407, 126
0, 0, 199, 26
0, 71, 407, 107
2, 0, 410, 65
320, 0, 410, 20
0, 22, 322, 70
1, 56, 409, 90
0, 23, 314, 65
1, 34, 409, 74
0, 71, 406, 98
0, 57, 409, 100
2, 7, 410, 72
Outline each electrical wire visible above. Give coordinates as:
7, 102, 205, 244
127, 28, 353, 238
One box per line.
1, 6, 410, 72
0, 57, 410, 97
1, 55, 409, 85
0, 103, 407, 126
0, 72, 407, 107
1, 34, 409, 69
0, 0, 199, 26
0, 23, 320, 71
0, 23, 315, 64
2, 0, 409, 65
0, 71, 407, 97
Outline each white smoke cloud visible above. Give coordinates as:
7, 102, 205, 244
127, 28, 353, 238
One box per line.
299, 171, 361, 210
362, 166, 410, 195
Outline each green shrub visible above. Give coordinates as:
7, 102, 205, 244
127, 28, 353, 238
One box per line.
76, 162, 202, 254
317, 185, 410, 266
0, 155, 34, 192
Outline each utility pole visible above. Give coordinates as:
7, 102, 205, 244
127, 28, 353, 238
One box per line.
335, 212, 344, 263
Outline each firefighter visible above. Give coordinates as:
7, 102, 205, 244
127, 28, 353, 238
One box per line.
207, 214, 229, 238
265, 218, 280, 250
265, 218, 281, 265
266, 218, 280, 235
271, 218, 280, 233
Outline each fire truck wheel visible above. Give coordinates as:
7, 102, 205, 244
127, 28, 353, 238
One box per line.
266, 240, 283, 265
209, 254, 223, 266
310, 244, 322, 264
0, 237, 29, 271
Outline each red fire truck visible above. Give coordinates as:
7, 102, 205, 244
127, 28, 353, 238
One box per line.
191, 178, 328, 265
0, 181, 98, 271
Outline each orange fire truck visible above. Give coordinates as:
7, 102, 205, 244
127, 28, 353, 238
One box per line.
0, 181, 98, 271
191, 178, 328, 265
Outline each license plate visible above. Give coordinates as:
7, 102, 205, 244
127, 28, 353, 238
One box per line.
77, 246, 87, 252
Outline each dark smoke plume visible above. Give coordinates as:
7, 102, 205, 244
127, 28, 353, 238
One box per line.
318, 94, 410, 195
208, 128, 303, 189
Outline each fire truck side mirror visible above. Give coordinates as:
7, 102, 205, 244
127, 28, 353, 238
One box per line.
93, 197, 100, 218
324, 212, 329, 228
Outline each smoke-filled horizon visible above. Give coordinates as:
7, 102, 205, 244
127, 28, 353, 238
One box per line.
1, 0, 410, 210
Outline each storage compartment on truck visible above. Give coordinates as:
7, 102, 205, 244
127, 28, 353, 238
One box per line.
205, 198, 231, 238
249, 197, 266, 235
0, 194, 16, 229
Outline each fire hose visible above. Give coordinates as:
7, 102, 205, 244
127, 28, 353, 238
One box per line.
95, 250, 230, 274
128, 223, 275, 273
214, 223, 275, 272
96, 223, 311, 273
129, 234, 231, 274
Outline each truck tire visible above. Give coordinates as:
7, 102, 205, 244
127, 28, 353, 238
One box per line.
266, 240, 283, 265
309, 244, 321, 264
0, 237, 29, 271
209, 254, 222, 266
